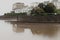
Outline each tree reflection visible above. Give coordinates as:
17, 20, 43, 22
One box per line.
5, 21, 59, 36
31, 26, 57, 36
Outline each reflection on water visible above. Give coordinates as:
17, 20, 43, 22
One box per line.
12, 24, 24, 32
1, 20, 60, 40
5, 21, 60, 36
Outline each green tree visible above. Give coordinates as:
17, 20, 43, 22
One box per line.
31, 7, 45, 16
56, 9, 60, 14
44, 3, 56, 13
38, 3, 45, 9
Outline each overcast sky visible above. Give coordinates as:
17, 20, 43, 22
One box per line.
0, 0, 51, 15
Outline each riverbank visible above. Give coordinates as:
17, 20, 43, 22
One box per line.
1, 15, 60, 23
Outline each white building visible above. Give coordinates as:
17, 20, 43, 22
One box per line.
12, 2, 28, 13
12, 2, 36, 15
13, 2, 25, 10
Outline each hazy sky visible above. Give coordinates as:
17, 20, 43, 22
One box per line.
0, 0, 50, 15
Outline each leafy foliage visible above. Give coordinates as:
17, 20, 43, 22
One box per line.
38, 3, 45, 9
56, 9, 60, 14
31, 3, 57, 16
44, 3, 56, 13
4, 12, 27, 16
31, 7, 45, 16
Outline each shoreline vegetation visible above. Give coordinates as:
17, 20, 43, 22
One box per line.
0, 3, 60, 23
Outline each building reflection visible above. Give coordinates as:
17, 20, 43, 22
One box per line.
12, 24, 24, 32
5, 21, 59, 36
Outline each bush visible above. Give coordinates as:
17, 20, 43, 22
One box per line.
4, 12, 27, 16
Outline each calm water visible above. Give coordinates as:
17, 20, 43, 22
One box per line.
0, 20, 60, 40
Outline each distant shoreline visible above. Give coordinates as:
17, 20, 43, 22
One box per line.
0, 15, 60, 23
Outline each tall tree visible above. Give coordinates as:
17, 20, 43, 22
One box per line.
38, 3, 45, 9
44, 3, 56, 13
31, 7, 45, 16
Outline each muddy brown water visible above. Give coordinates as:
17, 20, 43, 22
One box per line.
0, 20, 60, 40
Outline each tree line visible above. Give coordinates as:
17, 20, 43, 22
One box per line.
31, 3, 57, 16
4, 2, 58, 16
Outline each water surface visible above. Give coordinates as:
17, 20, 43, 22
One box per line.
0, 20, 60, 40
